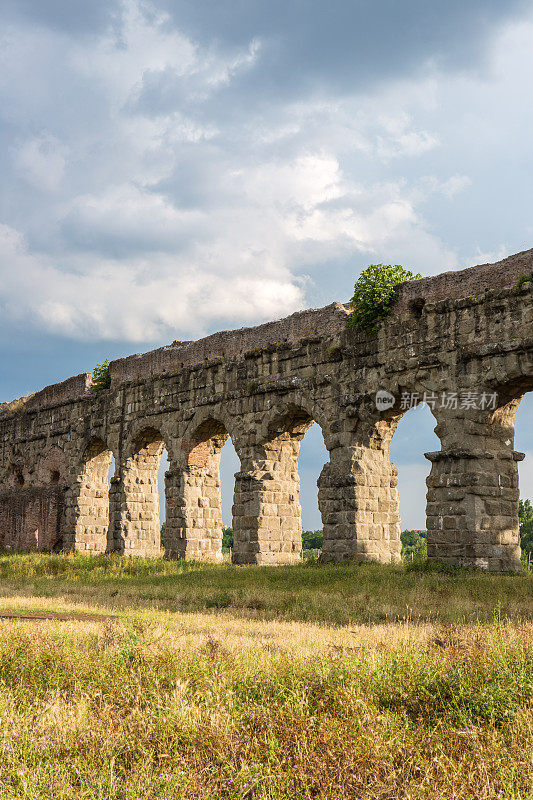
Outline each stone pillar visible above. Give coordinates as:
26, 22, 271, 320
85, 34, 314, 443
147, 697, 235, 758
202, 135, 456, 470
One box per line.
425, 405, 523, 572
71, 440, 112, 554
166, 419, 236, 561
115, 447, 162, 557
318, 445, 402, 563
232, 441, 302, 565
426, 448, 523, 571
107, 476, 121, 552
163, 465, 224, 562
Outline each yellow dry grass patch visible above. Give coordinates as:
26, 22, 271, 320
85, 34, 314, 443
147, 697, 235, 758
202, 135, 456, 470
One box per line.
0, 593, 436, 654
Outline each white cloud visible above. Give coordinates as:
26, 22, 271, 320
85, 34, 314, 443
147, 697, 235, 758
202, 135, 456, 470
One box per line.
374, 113, 439, 160
0, 223, 303, 340
2, 0, 523, 343
70, 0, 197, 107
12, 134, 67, 192
64, 183, 206, 253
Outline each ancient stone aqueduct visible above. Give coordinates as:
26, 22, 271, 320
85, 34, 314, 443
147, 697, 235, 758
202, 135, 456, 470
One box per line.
0, 250, 532, 571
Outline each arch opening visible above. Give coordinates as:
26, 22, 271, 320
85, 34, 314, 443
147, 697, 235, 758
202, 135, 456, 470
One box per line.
297, 422, 329, 558
506, 391, 533, 564
388, 402, 440, 563
219, 437, 240, 559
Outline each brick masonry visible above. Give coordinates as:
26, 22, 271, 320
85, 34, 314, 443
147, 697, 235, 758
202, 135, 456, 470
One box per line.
0, 249, 532, 570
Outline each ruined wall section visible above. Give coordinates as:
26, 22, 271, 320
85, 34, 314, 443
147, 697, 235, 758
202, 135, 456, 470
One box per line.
394, 247, 533, 315
0, 487, 63, 550
107, 248, 533, 390
0, 323, 355, 554
0, 249, 530, 565
0, 281, 530, 452
108, 302, 351, 387
0, 373, 93, 420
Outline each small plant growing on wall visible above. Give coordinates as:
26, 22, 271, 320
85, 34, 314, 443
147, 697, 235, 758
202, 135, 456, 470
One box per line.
347, 264, 421, 329
516, 273, 533, 290
91, 359, 111, 392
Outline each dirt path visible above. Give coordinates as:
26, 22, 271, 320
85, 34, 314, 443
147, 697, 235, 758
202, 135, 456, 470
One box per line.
0, 611, 117, 622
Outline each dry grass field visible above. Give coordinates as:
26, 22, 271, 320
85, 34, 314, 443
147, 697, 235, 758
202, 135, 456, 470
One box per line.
0, 554, 531, 798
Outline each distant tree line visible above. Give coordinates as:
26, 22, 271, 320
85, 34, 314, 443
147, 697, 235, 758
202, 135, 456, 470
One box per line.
302, 530, 323, 550
221, 527, 324, 552
222, 526, 233, 550
520, 499, 533, 562
400, 530, 427, 563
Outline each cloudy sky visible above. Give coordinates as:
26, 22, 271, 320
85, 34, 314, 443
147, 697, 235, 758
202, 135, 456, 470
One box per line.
1, 0, 532, 529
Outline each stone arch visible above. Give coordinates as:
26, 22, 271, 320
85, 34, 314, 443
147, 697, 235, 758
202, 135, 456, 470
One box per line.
369, 394, 441, 563
124, 426, 168, 462
72, 437, 114, 553
484, 352, 533, 409
121, 416, 177, 465
114, 426, 168, 556
316, 387, 436, 564
181, 406, 244, 455
490, 374, 533, 436
374, 396, 440, 459
486, 377, 533, 568
263, 402, 327, 558
491, 378, 533, 462
423, 376, 533, 572
261, 392, 404, 564
184, 418, 230, 469
166, 415, 240, 561
257, 392, 334, 450
264, 403, 315, 441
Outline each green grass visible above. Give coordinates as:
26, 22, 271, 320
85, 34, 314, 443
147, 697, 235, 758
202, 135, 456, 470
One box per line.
0, 551, 532, 625
0, 552, 533, 797
0, 617, 530, 798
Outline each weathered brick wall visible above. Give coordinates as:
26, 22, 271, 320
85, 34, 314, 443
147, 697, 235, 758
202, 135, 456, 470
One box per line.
0, 487, 63, 550
0, 249, 531, 570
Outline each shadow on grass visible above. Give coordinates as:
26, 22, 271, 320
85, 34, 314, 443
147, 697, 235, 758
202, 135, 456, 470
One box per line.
0, 550, 531, 626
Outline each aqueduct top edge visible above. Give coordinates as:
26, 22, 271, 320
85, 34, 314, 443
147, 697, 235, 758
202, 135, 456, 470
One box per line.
1, 246, 532, 418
